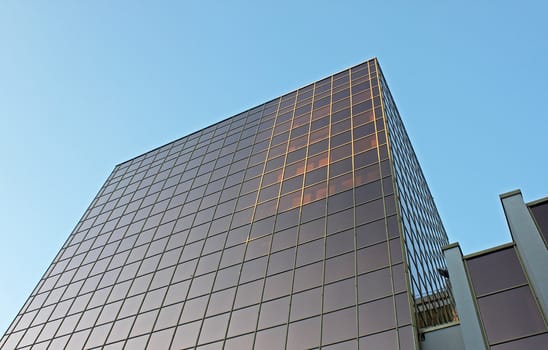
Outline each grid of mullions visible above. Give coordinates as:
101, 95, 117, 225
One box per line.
2, 59, 416, 350
378, 68, 455, 329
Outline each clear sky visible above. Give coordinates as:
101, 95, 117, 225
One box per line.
1, 0, 547, 335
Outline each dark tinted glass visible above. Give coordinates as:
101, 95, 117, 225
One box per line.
477, 286, 546, 344
529, 201, 548, 245
466, 247, 526, 296
491, 332, 548, 350
1, 58, 442, 350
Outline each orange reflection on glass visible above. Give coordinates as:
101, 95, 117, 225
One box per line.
284, 160, 306, 179
329, 173, 353, 195
293, 114, 310, 128
271, 131, 289, 146
354, 134, 377, 153
268, 142, 288, 160
330, 143, 352, 163
255, 199, 277, 220
312, 105, 330, 121
273, 121, 291, 136
303, 181, 327, 205
281, 175, 304, 195
353, 110, 374, 126
355, 164, 380, 186
309, 126, 329, 144
288, 135, 308, 152
306, 152, 329, 172
262, 168, 284, 187
278, 190, 302, 212
259, 183, 280, 203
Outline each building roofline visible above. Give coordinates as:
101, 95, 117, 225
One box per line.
115, 57, 379, 168
499, 189, 522, 199
527, 196, 548, 207
463, 242, 515, 260
442, 242, 461, 251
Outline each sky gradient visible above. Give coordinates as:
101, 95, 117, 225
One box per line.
1, 1, 547, 335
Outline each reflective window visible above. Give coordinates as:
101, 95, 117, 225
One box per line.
477, 286, 546, 344
290, 287, 322, 321
360, 330, 398, 349
325, 252, 355, 283
255, 325, 287, 350
227, 305, 259, 337
324, 277, 356, 312
286, 316, 321, 350
180, 296, 207, 323
359, 296, 396, 336
234, 279, 263, 308
263, 271, 293, 300
293, 262, 323, 292
322, 307, 357, 345
198, 314, 230, 345
491, 333, 548, 350
207, 288, 236, 316
258, 296, 290, 329
466, 247, 526, 296
267, 248, 295, 275
358, 267, 392, 303
326, 229, 354, 257
529, 200, 548, 245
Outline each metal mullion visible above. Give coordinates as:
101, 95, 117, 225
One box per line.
346, 66, 362, 345
282, 85, 313, 349
369, 59, 403, 348
144, 118, 242, 350
251, 100, 299, 348
190, 106, 266, 349
103, 141, 190, 349
314, 74, 334, 348
75, 145, 178, 349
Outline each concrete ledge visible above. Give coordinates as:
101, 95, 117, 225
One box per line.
500, 189, 522, 199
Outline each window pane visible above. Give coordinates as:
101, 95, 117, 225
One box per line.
287, 316, 321, 350
322, 307, 357, 345
224, 334, 254, 350
357, 242, 389, 274
466, 247, 527, 296
296, 239, 324, 267
293, 262, 323, 292
477, 286, 546, 344
325, 252, 355, 283
359, 296, 396, 336
234, 279, 264, 308
258, 296, 290, 329
255, 325, 287, 350
198, 314, 230, 345
326, 229, 354, 258
491, 333, 548, 350
172, 321, 201, 349
324, 278, 356, 312
358, 267, 392, 303
228, 305, 259, 337
207, 288, 236, 316
264, 271, 293, 300
290, 287, 322, 321
267, 248, 295, 275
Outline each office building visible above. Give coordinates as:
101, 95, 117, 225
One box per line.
1, 58, 458, 349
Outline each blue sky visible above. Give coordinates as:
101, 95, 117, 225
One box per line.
1, 1, 547, 335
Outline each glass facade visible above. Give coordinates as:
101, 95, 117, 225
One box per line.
529, 199, 548, 246
0, 58, 453, 350
465, 246, 548, 349
379, 68, 455, 329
